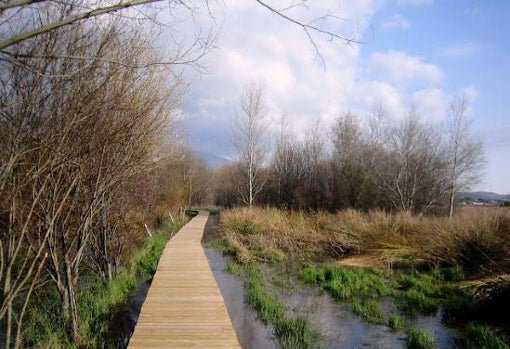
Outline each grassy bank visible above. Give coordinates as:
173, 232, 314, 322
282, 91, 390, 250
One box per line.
22, 218, 187, 349
217, 207, 510, 349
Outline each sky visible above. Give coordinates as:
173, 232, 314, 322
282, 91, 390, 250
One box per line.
173, 0, 510, 194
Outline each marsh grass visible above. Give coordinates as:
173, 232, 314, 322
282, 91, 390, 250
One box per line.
300, 264, 391, 300
388, 313, 404, 331
456, 323, 509, 349
221, 207, 510, 277
407, 327, 436, 349
274, 317, 320, 349
352, 299, 384, 324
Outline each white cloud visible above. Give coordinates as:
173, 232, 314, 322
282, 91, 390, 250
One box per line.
179, 1, 377, 142
411, 88, 449, 122
370, 50, 443, 83
396, 0, 434, 6
461, 85, 478, 101
352, 81, 405, 117
440, 43, 482, 58
382, 14, 410, 29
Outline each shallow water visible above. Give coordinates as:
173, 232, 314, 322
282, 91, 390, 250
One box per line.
206, 247, 456, 349
121, 280, 150, 348
279, 286, 455, 349
205, 247, 279, 349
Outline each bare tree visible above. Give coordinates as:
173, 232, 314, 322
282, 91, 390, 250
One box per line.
271, 115, 304, 209
1, 1, 360, 71
294, 121, 330, 210
446, 96, 485, 217
233, 83, 267, 208
331, 113, 371, 209
0, 16, 182, 345
373, 110, 448, 214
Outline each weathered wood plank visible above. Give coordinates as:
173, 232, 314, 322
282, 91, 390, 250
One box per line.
127, 211, 241, 348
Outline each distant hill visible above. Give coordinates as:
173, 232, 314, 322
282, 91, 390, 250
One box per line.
457, 191, 510, 201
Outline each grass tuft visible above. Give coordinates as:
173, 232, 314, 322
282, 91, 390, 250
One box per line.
274, 317, 320, 349
407, 327, 436, 349
352, 299, 384, 324
388, 313, 404, 331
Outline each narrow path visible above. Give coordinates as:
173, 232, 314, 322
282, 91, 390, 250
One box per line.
127, 211, 242, 348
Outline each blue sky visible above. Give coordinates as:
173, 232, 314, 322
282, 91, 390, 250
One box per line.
178, 0, 509, 193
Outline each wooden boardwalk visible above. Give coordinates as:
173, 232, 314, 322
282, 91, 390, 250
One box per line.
127, 211, 241, 348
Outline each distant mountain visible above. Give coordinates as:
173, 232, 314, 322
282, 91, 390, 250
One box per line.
457, 191, 510, 201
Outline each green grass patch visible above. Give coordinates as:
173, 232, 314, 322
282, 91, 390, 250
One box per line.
352, 299, 384, 324
274, 317, 320, 349
389, 313, 404, 331
300, 264, 392, 300
394, 269, 444, 315
456, 323, 509, 349
300, 263, 474, 325
135, 233, 169, 280
407, 327, 436, 349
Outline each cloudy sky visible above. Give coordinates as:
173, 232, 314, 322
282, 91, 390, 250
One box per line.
176, 0, 509, 194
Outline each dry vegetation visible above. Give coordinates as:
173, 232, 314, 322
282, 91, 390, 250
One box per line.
221, 207, 510, 279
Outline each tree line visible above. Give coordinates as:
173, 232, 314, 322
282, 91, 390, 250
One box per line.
0, 9, 206, 349
214, 85, 485, 216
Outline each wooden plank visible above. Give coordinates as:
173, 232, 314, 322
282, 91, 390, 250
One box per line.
127, 211, 241, 348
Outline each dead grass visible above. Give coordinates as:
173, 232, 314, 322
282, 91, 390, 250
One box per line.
220, 207, 510, 278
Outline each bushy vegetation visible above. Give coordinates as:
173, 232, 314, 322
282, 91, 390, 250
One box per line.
21, 220, 185, 349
